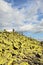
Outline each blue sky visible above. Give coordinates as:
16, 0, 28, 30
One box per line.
0, 0, 43, 41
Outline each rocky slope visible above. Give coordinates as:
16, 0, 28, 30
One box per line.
0, 31, 43, 65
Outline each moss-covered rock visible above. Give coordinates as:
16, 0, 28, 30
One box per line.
0, 31, 43, 65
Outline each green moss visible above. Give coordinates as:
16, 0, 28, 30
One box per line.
0, 56, 7, 64
0, 31, 43, 65
20, 62, 29, 65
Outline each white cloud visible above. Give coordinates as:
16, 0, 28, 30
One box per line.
17, 23, 34, 32
0, 0, 25, 28
0, 0, 43, 33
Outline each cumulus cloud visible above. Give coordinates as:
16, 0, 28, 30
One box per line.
0, 0, 43, 33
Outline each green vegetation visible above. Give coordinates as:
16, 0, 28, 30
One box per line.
0, 30, 43, 65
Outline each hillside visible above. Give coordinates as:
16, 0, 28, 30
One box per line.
0, 31, 43, 65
